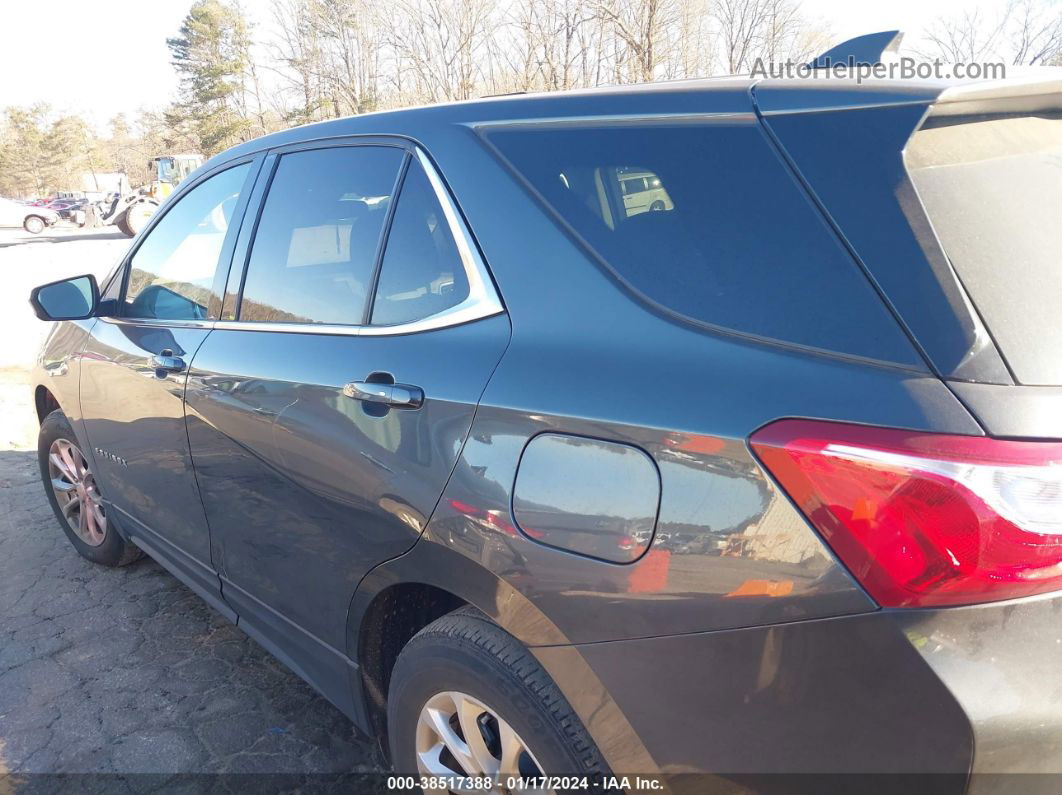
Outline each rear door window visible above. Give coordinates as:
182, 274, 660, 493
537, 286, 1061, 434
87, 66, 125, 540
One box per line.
906, 112, 1062, 385
369, 159, 471, 326
238, 146, 404, 324
483, 121, 921, 366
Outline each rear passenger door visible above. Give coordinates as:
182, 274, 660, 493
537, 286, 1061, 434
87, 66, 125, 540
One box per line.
183, 141, 510, 707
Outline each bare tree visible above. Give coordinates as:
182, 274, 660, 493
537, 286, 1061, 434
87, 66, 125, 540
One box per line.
269, 0, 327, 121
264, 0, 829, 113
505, 0, 603, 91
919, 0, 1062, 65
593, 0, 685, 82
714, 0, 825, 74
1008, 0, 1062, 65
667, 0, 714, 79
315, 0, 385, 114
921, 7, 1010, 62
269, 0, 386, 120
716, 0, 765, 73
387, 0, 499, 103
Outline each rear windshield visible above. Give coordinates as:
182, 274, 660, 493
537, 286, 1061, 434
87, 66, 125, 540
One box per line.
906, 113, 1062, 385
483, 121, 921, 367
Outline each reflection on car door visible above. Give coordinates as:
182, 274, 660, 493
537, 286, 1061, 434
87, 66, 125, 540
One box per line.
79, 161, 257, 607
184, 144, 509, 712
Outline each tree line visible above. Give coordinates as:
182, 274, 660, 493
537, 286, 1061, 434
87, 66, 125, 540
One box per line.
2, 0, 1060, 197
0, 106, 198, 199
164, 0, 838, 153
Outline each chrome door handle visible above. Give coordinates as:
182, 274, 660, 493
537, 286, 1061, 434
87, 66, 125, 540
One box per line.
343, 381, 424, 409
151, 351, 186, 373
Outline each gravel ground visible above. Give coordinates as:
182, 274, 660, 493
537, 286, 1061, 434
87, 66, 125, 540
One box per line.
0, 226, 380, 784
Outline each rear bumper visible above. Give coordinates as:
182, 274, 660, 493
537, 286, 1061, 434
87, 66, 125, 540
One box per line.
534, 593, 1062, 792
890, 595, 1062, 786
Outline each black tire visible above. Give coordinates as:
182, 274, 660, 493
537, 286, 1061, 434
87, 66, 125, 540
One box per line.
115, 207, 136, 237
388, 607, 610, 781
38, 409, 142, 567
119, 201, 156, 237
24, 215, 46, 234
649, 200, 665, 212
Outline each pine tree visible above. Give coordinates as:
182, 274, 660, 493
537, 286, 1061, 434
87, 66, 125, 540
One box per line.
167, 0, 254, 156
0, 105, 53, 197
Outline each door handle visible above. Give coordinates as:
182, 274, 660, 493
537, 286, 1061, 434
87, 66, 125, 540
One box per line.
343, 381, 424, 409
151, 350, 186, 374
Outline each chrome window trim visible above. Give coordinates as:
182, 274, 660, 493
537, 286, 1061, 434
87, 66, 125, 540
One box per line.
108, 146, 503, 337
212, 298, 503, 337
212, 145, 503, 337
100, 316, 214, 330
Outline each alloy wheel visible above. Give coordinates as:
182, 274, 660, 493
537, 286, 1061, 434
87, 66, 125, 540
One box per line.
48, 438, 107, 546
416, 690, 549, 793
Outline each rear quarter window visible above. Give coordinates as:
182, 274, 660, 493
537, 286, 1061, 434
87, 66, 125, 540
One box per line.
482, 120, 922, 367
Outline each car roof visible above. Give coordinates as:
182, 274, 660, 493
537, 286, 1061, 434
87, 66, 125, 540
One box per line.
203, 70, 1062, 170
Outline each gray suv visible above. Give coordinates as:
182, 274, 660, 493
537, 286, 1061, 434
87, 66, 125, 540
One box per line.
28, 51, 1062, 790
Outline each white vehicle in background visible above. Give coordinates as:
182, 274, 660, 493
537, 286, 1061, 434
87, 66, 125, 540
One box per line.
0, 197, 59, 234
618, 170, 674, 216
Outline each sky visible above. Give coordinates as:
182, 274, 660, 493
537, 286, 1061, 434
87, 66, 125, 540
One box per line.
799, 0, 982, 47
0, 0, 1003, 131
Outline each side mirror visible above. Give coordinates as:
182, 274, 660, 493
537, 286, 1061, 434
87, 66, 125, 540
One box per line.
29, 274, 99, 321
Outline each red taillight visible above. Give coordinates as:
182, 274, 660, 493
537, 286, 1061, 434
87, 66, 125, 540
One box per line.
750, 419, 1062, 608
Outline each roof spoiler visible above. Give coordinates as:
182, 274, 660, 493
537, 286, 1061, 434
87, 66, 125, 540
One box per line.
807, 31, 904, 69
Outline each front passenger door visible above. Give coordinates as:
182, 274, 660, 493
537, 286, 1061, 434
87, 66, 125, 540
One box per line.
80, 160, 257, 602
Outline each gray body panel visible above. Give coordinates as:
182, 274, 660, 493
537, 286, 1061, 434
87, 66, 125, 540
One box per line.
948, 381, 1062, 438
183, 314, 511, 711
33, 319, 94, 440
78, 319, 220, 600
538, 613, 974, 780
530, 594, 1062, 784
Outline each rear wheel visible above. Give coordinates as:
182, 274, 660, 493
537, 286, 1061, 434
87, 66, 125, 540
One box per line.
23, 215, 45, 234
388, 608, 610, 789
38, 409, 142, 567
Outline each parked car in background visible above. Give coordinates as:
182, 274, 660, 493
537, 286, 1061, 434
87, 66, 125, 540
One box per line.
26, 33, 1062, 790
56, 199, 89, 221
0, 197, 58, 233
618, 168, 673, 215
